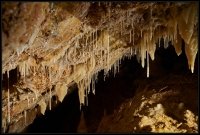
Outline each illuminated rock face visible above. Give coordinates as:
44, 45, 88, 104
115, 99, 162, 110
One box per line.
1, 2, 198, 132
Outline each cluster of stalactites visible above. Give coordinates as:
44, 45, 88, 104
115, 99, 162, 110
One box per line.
76, 3, 198, 107
125, 3, 198, 78
75, 29, 111, 106
6, 3, 198, 112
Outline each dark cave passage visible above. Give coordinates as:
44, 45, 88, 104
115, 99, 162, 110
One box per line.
25, 43, 198, 133
24, 84, 81, 133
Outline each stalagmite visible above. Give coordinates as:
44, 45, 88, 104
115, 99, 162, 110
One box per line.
130, 30, 132, 43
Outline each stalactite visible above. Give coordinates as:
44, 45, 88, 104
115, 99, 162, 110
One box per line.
113, 61, 116, 77
85, 89, 88, 106
95, 27, 98, 48
178, 7, 188, 26
24, 110, 27, 126
109, 7, 111, 21
75, 39, 78, 57
150, 4, 153, 41
27, 95, 29, 107
92, 74, 96, 95
86, 35, 88, 49
131, 18, 133, 28
77, 80, 85, 108
7, 89, 10, 123
134, 47, 137, 55
7, 71, 10, 123
103, 70, 106, 81
140, 34, 146, 68
158, 37, 160, 48
17, 66, 19, 81
185, 32, 198, 73
107, 32, 110, 68
130, 47, 133, 56
92, 30, 94, 49
125, 12, 128, 28
91, 75, 94, 94
121, 20, 123, 36
122, 19, 124, 32
178, 6, 195, 45
49, 87, 51, 110
38, 99, 47, 115
147, 51, 149, 78
117, 58, 119, 73
130, 30, 132, 43
55, 84, 68, 102
132, 26, 135, 46
49, 66, 51, 83
3, 119, 6, 133
86, 75, 89, 93
164, 35, 168, 49
174, 33, 182, 56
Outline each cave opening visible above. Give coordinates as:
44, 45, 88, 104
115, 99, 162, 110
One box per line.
24, 40, 198, 133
